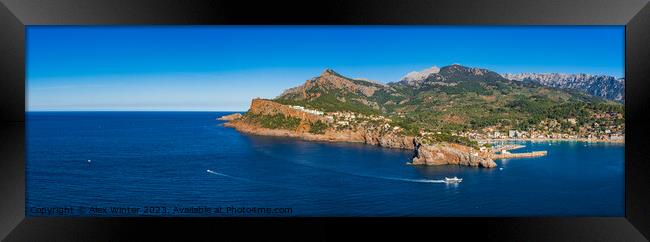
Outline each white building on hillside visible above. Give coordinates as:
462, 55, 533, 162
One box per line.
289, 105, 324, 116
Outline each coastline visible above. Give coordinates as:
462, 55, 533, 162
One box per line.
223, 118, 497, 168
223, 121, 368, 145
217, 96, 621, 169
223, 120, 417, 150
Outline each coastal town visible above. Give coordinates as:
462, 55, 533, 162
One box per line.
288, 104, 624, 143
289, 104, 395, 131
265, 103, 624, 160
457, 113, 625, 143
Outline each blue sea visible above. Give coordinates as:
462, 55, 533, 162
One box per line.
26, 112, 624, 216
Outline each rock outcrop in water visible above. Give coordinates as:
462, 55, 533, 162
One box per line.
217, 113, 243, 121
411, 142, 497, 168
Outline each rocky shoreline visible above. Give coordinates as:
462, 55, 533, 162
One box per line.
225, 119, 497, 168
224, 118, 418, 149
222, 102, 497, 169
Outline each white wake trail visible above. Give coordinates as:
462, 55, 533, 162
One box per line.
377, 176, 446, 183
206, 169, 251, 182
253, 148, 448, 183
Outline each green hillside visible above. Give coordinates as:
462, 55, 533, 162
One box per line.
274, 65, 624, 140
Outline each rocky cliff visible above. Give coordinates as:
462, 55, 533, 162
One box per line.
225, 99, 414, 149
247, 98, 325, 123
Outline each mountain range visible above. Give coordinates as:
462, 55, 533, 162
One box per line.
400, 66, 624, 102
276, 64, 623, 134
501, 73, 624, 102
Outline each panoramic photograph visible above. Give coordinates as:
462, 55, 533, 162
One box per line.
26, 26, 624, 216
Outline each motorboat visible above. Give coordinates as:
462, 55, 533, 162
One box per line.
444, 176, 463, 183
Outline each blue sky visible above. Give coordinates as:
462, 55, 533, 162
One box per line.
27, 26, 624, 111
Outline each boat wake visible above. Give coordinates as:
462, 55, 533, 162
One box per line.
206, 169, 251, 182
251, 149, 449, 184
293, 159, 447, 184
379, 177, 446, 183
208, 167, 445, 185
355, 173, 448, 183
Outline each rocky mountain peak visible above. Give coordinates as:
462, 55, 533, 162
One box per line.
321, 68, 339, 77
440, 64, 487, 75
400, 66, 440, 84
316, 68, 351, 86
397, 64, 506, 86
441, 63, 464, 71
278, 69, 382, 100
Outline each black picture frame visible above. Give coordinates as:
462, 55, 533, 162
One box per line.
1, 0, 649, 241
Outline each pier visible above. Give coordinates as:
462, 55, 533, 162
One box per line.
492, 144, 525, 153
492, 150, 547, 159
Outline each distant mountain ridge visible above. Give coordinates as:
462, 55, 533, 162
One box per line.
397, 66, 624, 102
395, 64, 507, 87
501, 73, 624, 102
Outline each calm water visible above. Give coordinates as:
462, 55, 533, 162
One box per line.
26, 112, 624, 216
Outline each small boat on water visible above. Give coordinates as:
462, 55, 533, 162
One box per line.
444, 176, 463, 183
